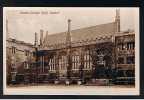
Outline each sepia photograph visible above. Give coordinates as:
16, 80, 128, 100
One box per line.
3, 7, 139, 95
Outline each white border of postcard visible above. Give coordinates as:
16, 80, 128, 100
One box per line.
3, 7, 140, 95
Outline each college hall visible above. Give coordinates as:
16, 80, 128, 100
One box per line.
6, 10, 135, 85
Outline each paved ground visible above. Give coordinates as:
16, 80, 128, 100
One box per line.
4, 84, 138, 95
7, 83, 135, 88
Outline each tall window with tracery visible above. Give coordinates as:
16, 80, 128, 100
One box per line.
71, 52, 80, 70
127, 42, 135, 50
72, 53, 80, 70
84, 50, 92, 70
59, 55, 67, 70
49, 56, 56, 71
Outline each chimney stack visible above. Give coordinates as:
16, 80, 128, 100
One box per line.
43, 31, 48, 47
34, 32, 38, 48
40, 29, 44, 46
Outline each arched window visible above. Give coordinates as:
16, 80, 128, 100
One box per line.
72, 54, 80, 70
72, 51, 80, 70
84, 50, 92, 70
59, 55, 67, 70
49, 55, 56, 72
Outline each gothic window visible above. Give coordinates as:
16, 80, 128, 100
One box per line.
127, 56, 135, 64
49, 56, 56, 71
72, 54, 80, 70
53, 58, 55, 70
72, 56, 74, 69
59, 58, 61, 70
77, 56, 80, 68
118, 57, 124, 64
127, 42, 135, 50
41, 56, 45, 72
49, 55, 62, 71
59, 55, 67, 70
84, 50, 92, 70
52, 58, 53, 71
49, 59, 52, 70
63, 56, 64, 70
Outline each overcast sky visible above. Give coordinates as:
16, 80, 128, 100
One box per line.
5, 7, 138, 44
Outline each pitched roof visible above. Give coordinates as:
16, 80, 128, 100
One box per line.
43, 22, 116, 48
7, 38, 34, 47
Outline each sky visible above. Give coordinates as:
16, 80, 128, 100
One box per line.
4, 7, 139, 44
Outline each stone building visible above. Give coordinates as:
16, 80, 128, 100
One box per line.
6, 19, 35, 84
115, 31, 135, 84
6, 9, 135, 85
25, 9, 135, 85
6, 38, 35, 84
